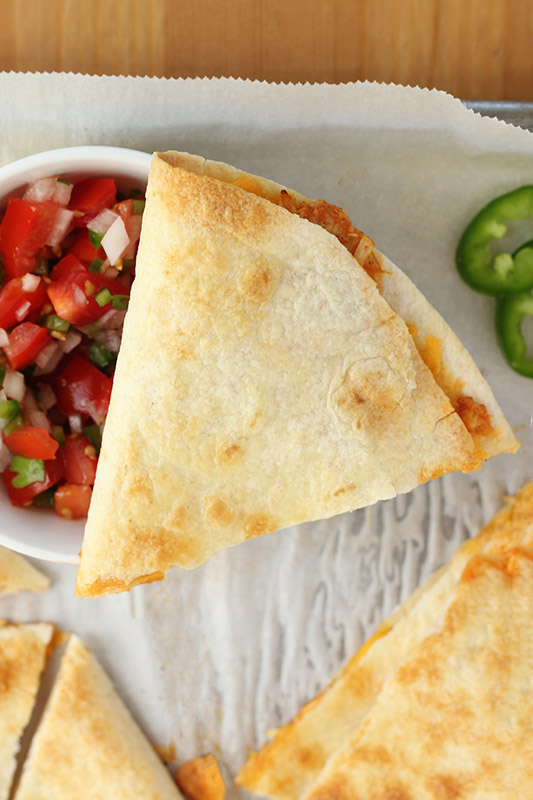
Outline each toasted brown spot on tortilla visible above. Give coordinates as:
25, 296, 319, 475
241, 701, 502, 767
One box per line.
333, 483, 356, 497
244, 513, 275, 539
216, 442, 243, 464
238, 264, 275, 304
334, 357, 407, 428
205, 497, 234, 527
426, 774, 463, 800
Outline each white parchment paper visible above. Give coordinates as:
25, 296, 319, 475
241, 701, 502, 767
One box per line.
0, 75, 531, 795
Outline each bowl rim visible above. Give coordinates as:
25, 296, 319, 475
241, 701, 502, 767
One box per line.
0, 144, 152, 177
0, 145, 152, 563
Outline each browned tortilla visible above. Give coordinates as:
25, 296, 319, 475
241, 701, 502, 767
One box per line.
76, 152, 517, 597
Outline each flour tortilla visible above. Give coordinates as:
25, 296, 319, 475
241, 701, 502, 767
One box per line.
14, 635, 182, 800
238, 482, 533, 799
0, 622, 54, 800
303, 505, 533, 799
0, 546, 49, 597
76, 152, 517, 597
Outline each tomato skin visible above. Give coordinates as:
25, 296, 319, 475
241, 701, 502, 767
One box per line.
65, 228, 106, 265
114, 199, 133, 222
4, 322, 50, 370
68, 178, 116, 224
49, 253, 86, 281
47, 270, 129, 326
54, 355, 112, 422
54, 483, 92, 519
3, 426, 59, 460
0, 276, 48, 330
58, 434, 97, 484
2, 458, 63, 507
0, 199, 58, 279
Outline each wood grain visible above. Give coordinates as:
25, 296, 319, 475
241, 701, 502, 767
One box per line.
0, 0, 532, 99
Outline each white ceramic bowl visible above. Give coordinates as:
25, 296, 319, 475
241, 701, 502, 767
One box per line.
0, 146, 152, 563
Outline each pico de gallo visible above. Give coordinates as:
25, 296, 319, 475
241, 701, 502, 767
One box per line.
0, 175, 145, 519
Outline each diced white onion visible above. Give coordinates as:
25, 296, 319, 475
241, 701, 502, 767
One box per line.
69, 414, 83, 434
101, 217, 129, 266
27, 408, 51, 433
95, 329, 121, 353
52, 180, 73, 206
4, 370, 25, 401
73, 285, 88, 307
102, 266, 119, 279
21, 273, 41, 292
58, 330, 82, 353
0, 328, 9, 348
97, 309, 117, 326
23, 177, 56, 203
46, 207, 74, 247
106, 309, 127, 330
34, 340, 59, 369
37, 383, 57, 410
0, 440, 11, 472
14, 301, 31, 321
33, 346, 63, 376
88, 208, 118, 235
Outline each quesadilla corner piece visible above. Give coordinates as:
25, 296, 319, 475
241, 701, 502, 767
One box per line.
0, 545, 50, 597
75, 151, 517, 598
239, 481, 533, 800
237, 480, 533, 799
14, 634, 182, 800
302, 510, 533, 799
0, 621, 55, 800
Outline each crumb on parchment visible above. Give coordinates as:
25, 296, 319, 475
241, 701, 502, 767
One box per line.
176, 753, 225, 800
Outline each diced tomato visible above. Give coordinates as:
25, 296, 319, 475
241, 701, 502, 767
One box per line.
0, 276, 48, 329
49, 253, 87, 281
54, 483, 92, 519
0, 198, 58, 279
47, 270, 129, 326
3, 426, 59, 460
68, 178, 116, 224
54, 355, 112, 422
4, 322, 50, 370
66, 228, 106, 265
2, 458, 63, 507
113, 199, 133, 222
58, 434, 97, 484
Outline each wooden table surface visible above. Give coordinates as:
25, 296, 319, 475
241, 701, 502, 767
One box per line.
1, 0, 533, 101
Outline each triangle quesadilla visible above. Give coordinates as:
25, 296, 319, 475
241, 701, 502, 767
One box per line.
238, 482, 533, 800
0, 547, 49, 597
14, 634, 182, 800
75, 152, 517, 597
0, 621, 54, 800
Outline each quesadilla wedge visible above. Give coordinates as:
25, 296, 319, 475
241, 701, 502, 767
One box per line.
0, 621, 54, 800
75, 152, 517, 597
237, 482, 533, 799
0, 546, 49, 597
300, 490, 533, 800
14, 635, 182, 800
